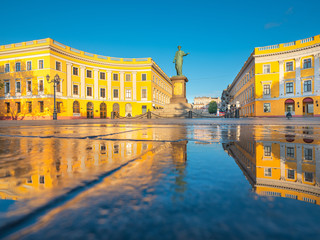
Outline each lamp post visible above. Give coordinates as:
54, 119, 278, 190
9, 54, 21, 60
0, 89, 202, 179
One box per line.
46, 74, 60, 120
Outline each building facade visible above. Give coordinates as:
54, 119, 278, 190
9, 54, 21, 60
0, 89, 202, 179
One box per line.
224, 35, 320, 117
0, 39, 172, 120
193, 96, 220, 112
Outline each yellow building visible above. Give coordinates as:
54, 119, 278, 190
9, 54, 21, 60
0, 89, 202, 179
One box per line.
226, 34, 320, 117
0, 39, 172, 120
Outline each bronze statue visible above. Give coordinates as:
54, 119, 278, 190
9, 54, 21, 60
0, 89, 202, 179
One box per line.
173, 46, 189, 76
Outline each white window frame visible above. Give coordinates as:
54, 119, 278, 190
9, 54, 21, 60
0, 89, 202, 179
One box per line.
303, 58, 312, 69
100, 87, 106, 99
86, 70, 92, 78
113, 88, 119, 100
55, 61, 62, 71
141, 73, 147, 81
125, 74, 131, 82
86, 85, 93, 98
4, 63, 10, 73
263, 84, 271, 96
113, 73, 119, 81
16, 62, 21, 72
303, 79, 312, 93
264, 168, 272, 177
125, 88, 132, 100
72, 83, 80, 97
26, 61, 32, 71
38, 78, 44, 94
4, 80, 10, 95
304, 171, 314, 183
287, 169, 295, 180
263, 103, 271, 113
141, 88, 147, 100
100, 71, 106, 80
73, 67, 79, 76
285, 61, 294, 72
15, 79, 21, 95
263, 64, 271, 74
38, 59, 44, 69
26, 79, 32, 95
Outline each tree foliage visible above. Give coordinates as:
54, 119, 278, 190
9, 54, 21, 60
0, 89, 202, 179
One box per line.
208, 101, 217, 114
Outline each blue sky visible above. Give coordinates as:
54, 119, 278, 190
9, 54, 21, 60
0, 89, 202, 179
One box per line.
1, 0, 319, 102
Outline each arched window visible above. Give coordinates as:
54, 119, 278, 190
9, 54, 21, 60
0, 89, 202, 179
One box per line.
73, 101, 80, 113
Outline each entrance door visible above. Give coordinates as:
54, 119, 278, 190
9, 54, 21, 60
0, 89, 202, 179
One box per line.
125, 103, 132, 117
87, 102, 94, 119
100, 103, 107, 118
113, 103, 120, 117
303, 98, 314, 116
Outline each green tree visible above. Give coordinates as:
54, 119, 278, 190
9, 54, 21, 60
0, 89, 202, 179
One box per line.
208, 101, 217, 114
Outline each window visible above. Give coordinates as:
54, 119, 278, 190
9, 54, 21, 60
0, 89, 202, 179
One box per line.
5, 63, 10, 73
264, 168, 272, 177
286, 147, 294, 158
113, 89, 119, 98
303, 58, 312, 69
100, 72, 105, 80
125, 74, 131, 82
73, 85, 79, 95
142, 74, 147, 81
287, 169, 295, 179
126, 89, 131, 98
15, 102, 21, 113
4, 81, 10, 94
27, 102, 32, 113
142, 105, 147, 113
263, 64, 270, 74
263, 84, 270, 95
56, 61, 61, 71
286, 61, 293, 71
113, 73, 118, 81
114, 144, 119, 154
141, 89, 147, 99
86, 70, 92, 78
304, 148, 313, 160
286, 82, 294, 94
57, 102, 62, 113
27, 61, 32, 70
16, 81, 21, 93
56, 81, 61, 92
27, 80, 32, 92
264, 145, 271, 156
73, 101, 80, 113
87, 86, 92, 96
264, 103, 271, 113
304, 80, 312, 92
38, 60, 44, 69
5, 102, 10, 113
39, 80, 44, 92
39, 175, 45, 184
16, 62, 21, 72
39, 101, 44, 112
304, 172, 314, 182
100, 88, 106, 98
73, 67, 78, 75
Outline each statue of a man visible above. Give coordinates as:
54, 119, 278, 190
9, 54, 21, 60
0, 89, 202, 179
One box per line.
173, 46, 189, 76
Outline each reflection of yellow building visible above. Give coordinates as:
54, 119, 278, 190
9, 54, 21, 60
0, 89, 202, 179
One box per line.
226, 34, 320, 117
0, 39, 172, 119
223, 126, 320, 205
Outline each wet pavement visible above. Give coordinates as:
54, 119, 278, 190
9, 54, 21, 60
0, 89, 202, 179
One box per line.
0, 119, 320, 239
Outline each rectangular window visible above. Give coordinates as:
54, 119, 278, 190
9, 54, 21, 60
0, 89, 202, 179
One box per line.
286, 147, 295, 158
303, 58, 312, 69
57, 102, 62, 113
113, 73, 118, 81
39, 101, 44, 112
287, 169, 295, 179
264, 146, 271, 156
305, 172, 314, 182
113, 89, 119, 98
87, 86, 92, 96
73, 85, 79, 95
5, 102, 10, 113
263, 64, 270, 74
263, 84, 270, 95
39, 176, 45, 184
126, 89, 131, 98
73, 67, 78, 75
264, 103, 271, 113
5, 81, 10, 94
125, 74, 131, 82
27, 102, 32, 113
100, 88, 106, 98
56, 61, 61, 71
16, 81, 21, 93
38, 60, 44, 69
142, 105, 147, 113
86, 70, 92, 78
56, 81, 61, 92
304, 80, 312, 92
39, 80, 44, 92
264, 168, 272, 177
5, 63, 10, 73
286, 82, 294, 93
141, 89, 147, 99
27, 80, 32, 92
286, 61, 293, 71
100, 72, 105, 80
16, 62, 21, 72
16, 102, 21, 113
27, 61, 32, 70
304, 148, 313, 160
142, 73, 147, 81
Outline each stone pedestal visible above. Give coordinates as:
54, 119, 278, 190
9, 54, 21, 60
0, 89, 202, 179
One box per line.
170, 76, 188, 104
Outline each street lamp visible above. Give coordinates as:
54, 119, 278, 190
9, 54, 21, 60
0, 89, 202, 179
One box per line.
46, 74, 60, 120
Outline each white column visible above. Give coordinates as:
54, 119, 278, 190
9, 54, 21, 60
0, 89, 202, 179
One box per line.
107, 71, 112, 100
295, 57, 301, 95
280, 144, 286, 180
314, 53, 320, 93
297, 144, 303, 182
132, 71, 137, 101
120, 71, 124, 100
94, 68, 99, 99
66, 62, 72, 97
279, 60, 284, 97
80, 66, 86, 98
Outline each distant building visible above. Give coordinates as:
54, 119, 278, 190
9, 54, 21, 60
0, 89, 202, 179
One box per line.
193, 96, 221, 112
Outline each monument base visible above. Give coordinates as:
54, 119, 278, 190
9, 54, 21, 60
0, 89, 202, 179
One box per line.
170, 76, 188, 104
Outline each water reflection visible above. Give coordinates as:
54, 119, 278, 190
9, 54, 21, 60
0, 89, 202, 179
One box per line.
223, 125, 320, 205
